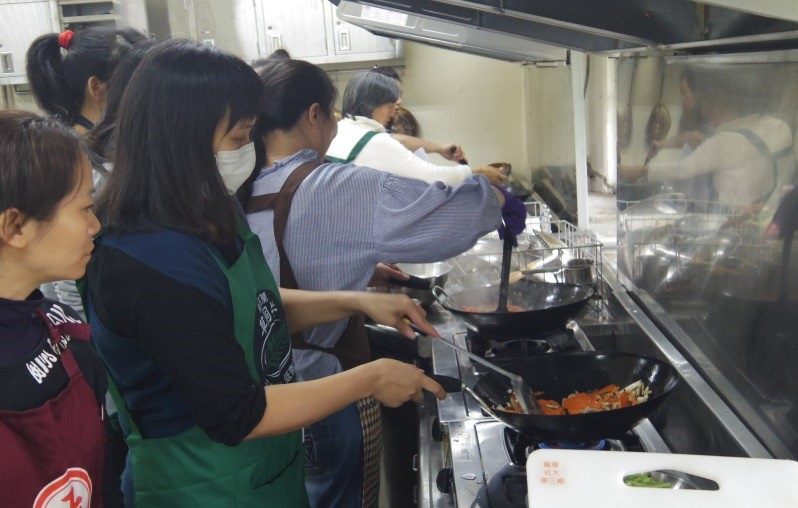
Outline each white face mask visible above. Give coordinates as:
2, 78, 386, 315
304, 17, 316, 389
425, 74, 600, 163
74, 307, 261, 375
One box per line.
216, 142, 256, 193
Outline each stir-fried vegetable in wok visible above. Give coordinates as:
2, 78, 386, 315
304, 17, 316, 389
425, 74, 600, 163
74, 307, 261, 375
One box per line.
498, 380, 652, 415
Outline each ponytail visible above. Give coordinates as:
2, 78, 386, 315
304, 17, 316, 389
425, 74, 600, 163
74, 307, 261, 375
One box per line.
25, 27, 147, 125
26, 33, 77, 121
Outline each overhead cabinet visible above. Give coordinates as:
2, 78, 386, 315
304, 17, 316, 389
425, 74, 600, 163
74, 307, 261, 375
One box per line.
0, 0, 58, 85
256, 0, 402, 65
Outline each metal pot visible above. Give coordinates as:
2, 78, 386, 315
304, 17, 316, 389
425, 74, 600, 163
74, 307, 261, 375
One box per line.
386, 262, 452, 307
556, 258, 597, 286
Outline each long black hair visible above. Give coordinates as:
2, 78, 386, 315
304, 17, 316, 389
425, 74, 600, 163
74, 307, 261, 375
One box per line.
237, 58, 337, 207
0, 110, 85, 230
26, 27, 146, 125
88, 40, 156, 164
96, 40, 263, 244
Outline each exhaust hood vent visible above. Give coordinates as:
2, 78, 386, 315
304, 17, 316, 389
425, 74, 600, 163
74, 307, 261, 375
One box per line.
332, 0, 798, 56
336, 1, 567, 63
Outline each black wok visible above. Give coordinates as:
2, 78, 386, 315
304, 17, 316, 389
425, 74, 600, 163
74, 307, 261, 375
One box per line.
432, 280, 594, 338
466, 352, 678, 441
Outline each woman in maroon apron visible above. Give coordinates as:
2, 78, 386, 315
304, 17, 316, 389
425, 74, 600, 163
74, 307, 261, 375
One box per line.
0, 111, 105, 507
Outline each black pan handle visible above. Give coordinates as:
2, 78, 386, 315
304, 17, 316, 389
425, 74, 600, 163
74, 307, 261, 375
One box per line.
429, 374, 462, 393
431, 285, 449, 307
387, 274, 431, 291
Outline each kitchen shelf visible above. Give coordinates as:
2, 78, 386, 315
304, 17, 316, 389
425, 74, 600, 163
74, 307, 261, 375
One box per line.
61, 14, 118, 23
58, 0, 115, 5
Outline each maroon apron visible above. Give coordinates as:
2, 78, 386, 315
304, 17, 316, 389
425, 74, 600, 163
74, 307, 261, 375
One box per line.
0, 309, 105, 508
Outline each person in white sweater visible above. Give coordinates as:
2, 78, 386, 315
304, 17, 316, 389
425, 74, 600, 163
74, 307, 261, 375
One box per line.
327, 71, 506, 186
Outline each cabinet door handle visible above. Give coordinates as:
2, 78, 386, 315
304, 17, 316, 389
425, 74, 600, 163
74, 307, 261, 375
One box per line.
338, 30, 351, 51
1, 53, 13, 73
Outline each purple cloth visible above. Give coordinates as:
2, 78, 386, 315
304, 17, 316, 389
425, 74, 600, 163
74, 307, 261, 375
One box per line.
0, 290, 45, 367
497, 187, 527, 246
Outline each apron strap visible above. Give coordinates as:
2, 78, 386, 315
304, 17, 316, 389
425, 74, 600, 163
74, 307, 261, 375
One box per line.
247, 157, 372, 370
732, 128, 786, 203
33, 307, 90, 378
326, 131, 378, 164
245, 193, 278, 214
248, 157, 324, 289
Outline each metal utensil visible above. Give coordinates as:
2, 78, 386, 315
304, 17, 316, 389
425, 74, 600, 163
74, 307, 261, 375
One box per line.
497, 232, 514, 312
520, 251, 563, 275
436, 335, 542, 415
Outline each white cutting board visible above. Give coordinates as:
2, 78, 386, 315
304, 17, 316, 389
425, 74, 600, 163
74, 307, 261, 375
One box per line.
527, 449, 798, 507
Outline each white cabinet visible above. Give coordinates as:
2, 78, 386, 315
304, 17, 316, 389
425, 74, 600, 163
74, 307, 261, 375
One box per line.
326, 1, 397, 59
0, 0, 58, 85
193, 0, 260, 62
255, 0, 401, 66
258, 0, 329, 59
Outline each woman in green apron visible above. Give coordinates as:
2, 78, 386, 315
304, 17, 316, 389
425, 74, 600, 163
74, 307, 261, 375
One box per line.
84, 40, 445, 507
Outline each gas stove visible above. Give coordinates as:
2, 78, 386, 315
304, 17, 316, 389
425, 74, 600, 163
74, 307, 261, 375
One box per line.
416, 311, 671, 507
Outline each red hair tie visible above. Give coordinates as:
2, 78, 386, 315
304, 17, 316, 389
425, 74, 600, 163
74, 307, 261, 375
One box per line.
57, 30, 75, 50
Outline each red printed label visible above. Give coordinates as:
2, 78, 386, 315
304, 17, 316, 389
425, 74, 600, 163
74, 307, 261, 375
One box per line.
33, 468, 92, 508
538, 460, 567, 486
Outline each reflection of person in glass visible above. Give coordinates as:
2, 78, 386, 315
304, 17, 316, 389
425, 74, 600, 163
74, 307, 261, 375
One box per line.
622, 70, 793, 207
648, 68, 708, 156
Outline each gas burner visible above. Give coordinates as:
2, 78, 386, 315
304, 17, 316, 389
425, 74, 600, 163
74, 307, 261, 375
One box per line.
503, 428, 616, 467
536, 439, 609, 451
484, 339, 557, 359
464, 327, 580, 358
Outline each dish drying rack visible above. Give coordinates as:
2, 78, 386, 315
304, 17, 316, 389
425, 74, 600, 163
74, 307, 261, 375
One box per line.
444, 200, 605, 298
619, 195, 776, 288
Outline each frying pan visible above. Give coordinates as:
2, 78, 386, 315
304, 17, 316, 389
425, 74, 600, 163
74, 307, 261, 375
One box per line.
432, 279, 594, 339
465, 352, 679, 441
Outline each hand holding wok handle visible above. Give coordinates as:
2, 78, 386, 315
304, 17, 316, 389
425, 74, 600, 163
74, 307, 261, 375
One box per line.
496, 186, 527, 247
370, 262, 408, 288
445, 144, 468, 164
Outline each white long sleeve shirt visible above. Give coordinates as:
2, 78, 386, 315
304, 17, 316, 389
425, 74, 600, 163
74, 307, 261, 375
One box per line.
647, 115, 793, 206
327, 116, 473, 186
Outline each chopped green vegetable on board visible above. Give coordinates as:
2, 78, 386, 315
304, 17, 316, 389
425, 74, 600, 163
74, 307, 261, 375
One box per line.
624, 473, 674, 488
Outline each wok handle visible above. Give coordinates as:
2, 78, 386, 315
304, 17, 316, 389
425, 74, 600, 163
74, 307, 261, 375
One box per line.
429, 374, 462, 393
431, 285, 449, 307
462, 384, 505, 421
387, 274, 431, 291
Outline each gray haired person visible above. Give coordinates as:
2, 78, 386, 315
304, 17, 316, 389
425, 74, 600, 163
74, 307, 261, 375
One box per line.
330, 70, 507, 185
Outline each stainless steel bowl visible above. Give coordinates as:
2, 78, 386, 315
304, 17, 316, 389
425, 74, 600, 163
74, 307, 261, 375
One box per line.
386, 262, 452, 307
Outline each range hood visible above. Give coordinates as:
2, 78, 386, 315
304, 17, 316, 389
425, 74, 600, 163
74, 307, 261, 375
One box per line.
337, 1, 567, 63
331, 0, 798, 58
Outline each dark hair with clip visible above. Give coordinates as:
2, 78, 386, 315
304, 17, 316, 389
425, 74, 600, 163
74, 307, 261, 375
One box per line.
26, 27, 146, 125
